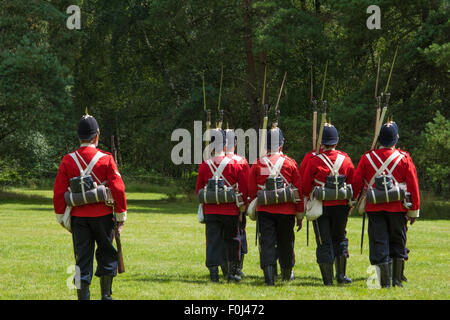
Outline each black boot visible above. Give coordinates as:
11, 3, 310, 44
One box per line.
392, 258, 404, 287
220, 262, 228, 279
401, 260, 408, 282
335, 256, 352, 284
389, 261, 393, 282
281, 268, 294, 281
209, 266, 220, 283
100, 275, 114, 300
318, 263, 334, 286
237, 254, 245, 278
77, 280, 90, 300
263, 265, 275, 286
227, 261, 242, 283
376, 262, 391, 288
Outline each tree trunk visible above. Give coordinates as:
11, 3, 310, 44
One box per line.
114, 114, 122, 166
242, 0, 260, 130
315, 0, 321, 15
300, 0, 306, 11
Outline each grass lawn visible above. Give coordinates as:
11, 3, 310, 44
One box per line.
0, 187, 449, 300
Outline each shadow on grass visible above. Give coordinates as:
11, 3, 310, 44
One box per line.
125, 273, 369, 287
0, 190, 197, 215
127, 199, 197, 215
0, 190, 51, 205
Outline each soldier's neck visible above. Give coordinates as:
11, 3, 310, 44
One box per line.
80, 143, 96, 148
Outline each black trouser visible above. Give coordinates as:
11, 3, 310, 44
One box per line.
257, 211, 295, 269
367, 212, 408, 265
205, 214, 240, 267
239, 214, 248, 255
313, 205, 349, 264
71, 214, 118, 284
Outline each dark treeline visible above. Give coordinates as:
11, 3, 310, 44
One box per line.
0, 0, 448, 196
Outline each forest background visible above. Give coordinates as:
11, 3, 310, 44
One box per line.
0, 0, 448, 203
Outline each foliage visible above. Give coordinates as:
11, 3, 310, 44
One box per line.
414, 111, 450, 196
0, 0, 448, 189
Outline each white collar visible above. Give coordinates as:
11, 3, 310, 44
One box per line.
378, 146, 395, 150
212, 152, 225, 157
80, 143, 96, 148
266, 151, 283, 156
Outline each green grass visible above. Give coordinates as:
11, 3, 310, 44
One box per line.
0, 187, 449, 300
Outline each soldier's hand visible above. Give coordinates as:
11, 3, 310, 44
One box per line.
60, 222, 72, 233
117, 222, 124, 234
296, 218, 303, 232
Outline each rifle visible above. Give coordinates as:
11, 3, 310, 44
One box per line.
272, 71, 287, 129
359, 45, 398, 254
315, 60, 328, 155
307, 66, 319, 246
255, 65, 269, 247
113, 206, 125, 274
311, 61, 328, 246
108, 140, 125, 273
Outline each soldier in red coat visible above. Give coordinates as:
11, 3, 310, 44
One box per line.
352, 122, 420, 288
195, 129, 249, 283
223, 129, 250, 278
299, 147, 323, 180
248, 128, 304, 285
53, 114, 127, 300
302, 124, 355, 285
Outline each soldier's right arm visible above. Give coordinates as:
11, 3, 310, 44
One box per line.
301, 160, 314, 197
290, 159, 304, 214
195, 163, 208, 195
53, 157, 70, 222
106, 155, 127, 222
299, 152, 312, 179
247, 162, 259, 201
351, 156, 367, 199
236, 160, 250, 205
404, 156, 420, 218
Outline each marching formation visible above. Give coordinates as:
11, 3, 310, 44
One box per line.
52, 61, 420, 300
196, 119, 419, 288
194, 61, 420, 290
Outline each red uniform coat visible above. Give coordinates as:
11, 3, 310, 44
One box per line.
352, 147, 420, 216
53, 145, 127, 218
248, 153, 304, 215
302, 149, 355, 207
299, 150, 318, 179
195, 153, 249, 215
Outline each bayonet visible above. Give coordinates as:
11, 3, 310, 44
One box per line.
203, 74, 212, 152
320, 60, 328, 102
311, 65, 318, 152
316, 100, 327, 154
316, 61, 328, 154
217, 66, 224, 129
374, 55, 382, 136
260, 65, 268, 158
272, 71, 287, 129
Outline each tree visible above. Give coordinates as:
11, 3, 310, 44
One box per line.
414, 111, 450, 196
